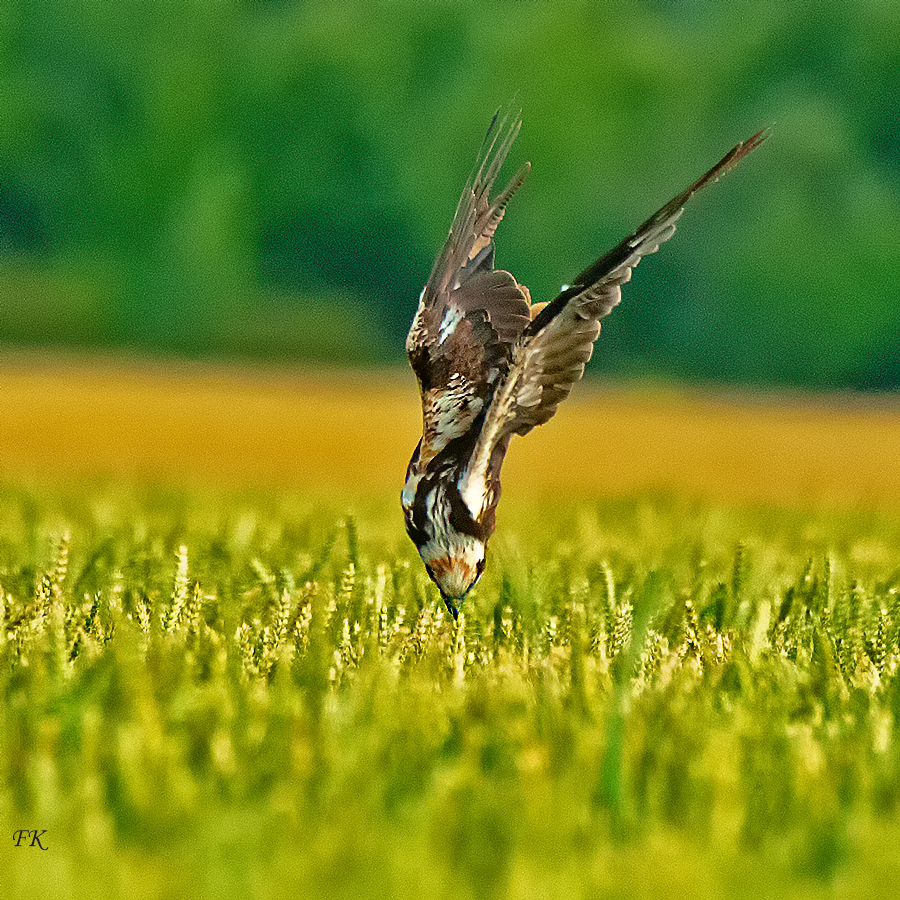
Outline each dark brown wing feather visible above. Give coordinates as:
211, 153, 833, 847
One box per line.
457, 129, 768, 515
406, 106, 533, 464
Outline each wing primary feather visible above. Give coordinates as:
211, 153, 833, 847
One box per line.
407, 103, 534, 465
572, 128, 770, 290
459, 127, 768, 505
426, 103, 526, 297
529, 128, 770, 337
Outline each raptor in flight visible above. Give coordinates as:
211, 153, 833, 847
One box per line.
402, 107, 766, 619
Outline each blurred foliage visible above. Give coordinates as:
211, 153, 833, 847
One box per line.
1, 0, 899, 387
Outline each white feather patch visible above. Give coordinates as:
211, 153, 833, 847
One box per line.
459, 473, 488, 520
438, 305, 464, 345
401, 472, 422, 511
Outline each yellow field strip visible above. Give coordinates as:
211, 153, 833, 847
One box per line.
0, 353, 898, 505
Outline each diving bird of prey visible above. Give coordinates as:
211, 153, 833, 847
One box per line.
402, 107, 766, 620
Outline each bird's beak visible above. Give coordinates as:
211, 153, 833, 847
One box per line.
441, 592, 460, 621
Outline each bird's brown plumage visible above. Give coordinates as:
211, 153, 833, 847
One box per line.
403, 105, 768, 617
406, 109, 533, 467
457, 126, 768, 519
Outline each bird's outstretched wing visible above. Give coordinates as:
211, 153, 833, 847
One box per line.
458, 129, 769, 517
406, 106, 533, 467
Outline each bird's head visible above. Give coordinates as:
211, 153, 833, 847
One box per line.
419, 536, 486, 620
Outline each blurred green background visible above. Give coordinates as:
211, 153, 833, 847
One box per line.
1, 0, 898, 389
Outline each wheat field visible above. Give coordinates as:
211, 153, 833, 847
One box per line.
2, 354, 900, 900
2, 352, 899, 504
